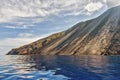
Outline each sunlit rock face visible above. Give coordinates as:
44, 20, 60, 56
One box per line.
8, 6, 120, 55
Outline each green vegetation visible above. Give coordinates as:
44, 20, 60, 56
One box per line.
45, 32, 65, 44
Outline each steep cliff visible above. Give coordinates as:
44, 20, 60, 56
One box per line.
8, 6, 120, 55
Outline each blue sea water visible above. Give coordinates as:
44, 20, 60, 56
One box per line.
0, 55, 120, 80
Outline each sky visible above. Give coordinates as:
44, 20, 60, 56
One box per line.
0, 0, 120, 55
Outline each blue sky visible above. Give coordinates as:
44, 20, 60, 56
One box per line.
0, 0, 119, 54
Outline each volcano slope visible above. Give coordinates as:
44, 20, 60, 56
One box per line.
8, 6, 120, 55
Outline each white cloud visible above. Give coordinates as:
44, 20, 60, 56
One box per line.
4, 26, 17, 29
4, 25, 29, 29
0, 0, 119, 24
18, 33, 35, 38
85, 2, 104, 12
0, 0, 107, 23
0, 0, 109, 30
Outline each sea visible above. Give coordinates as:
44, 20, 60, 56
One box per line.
0, 55, 120, 80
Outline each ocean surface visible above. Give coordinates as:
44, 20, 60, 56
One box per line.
0, 55, 120, 80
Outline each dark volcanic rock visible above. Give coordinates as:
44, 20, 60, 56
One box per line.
7, 6, 120, 55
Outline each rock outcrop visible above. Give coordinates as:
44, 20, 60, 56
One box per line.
7, 6, 120, 55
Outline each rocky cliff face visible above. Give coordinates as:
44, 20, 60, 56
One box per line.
7, 6, 120, 55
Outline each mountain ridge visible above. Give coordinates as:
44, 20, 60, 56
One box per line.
7, 6, 120, 55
